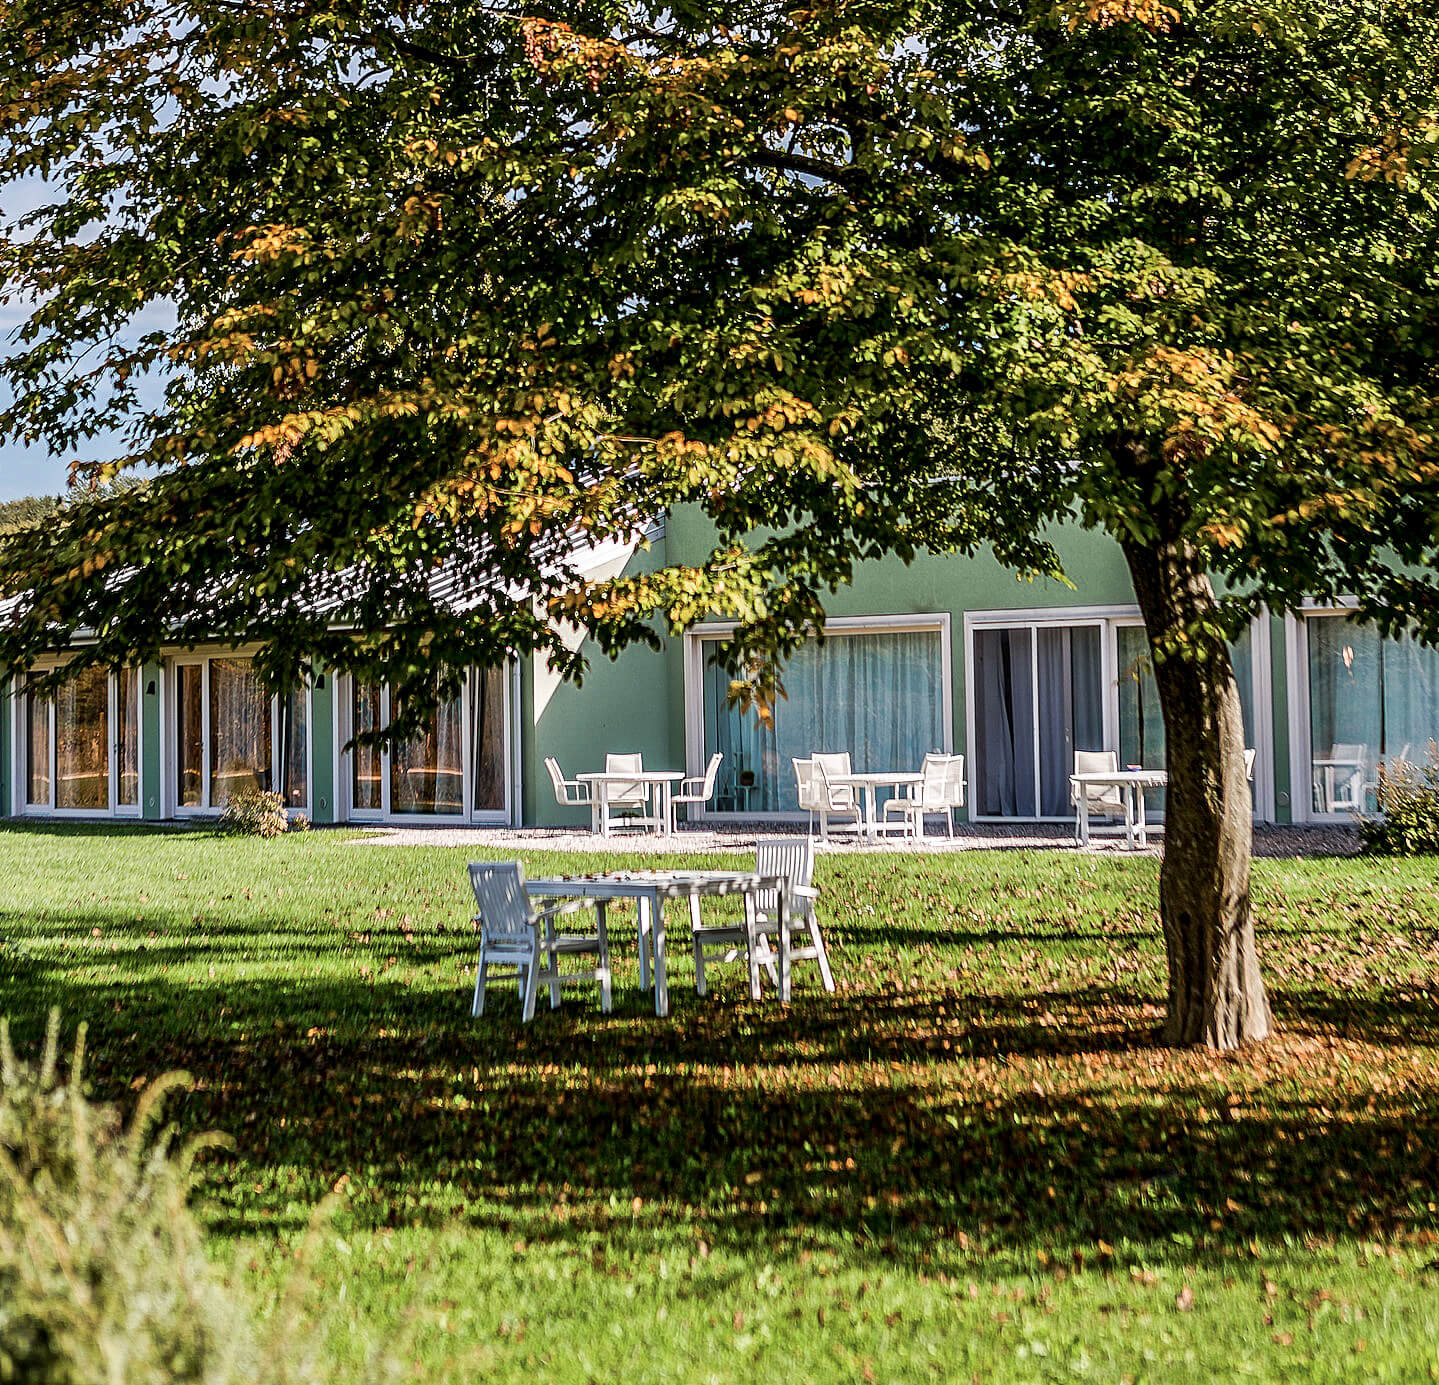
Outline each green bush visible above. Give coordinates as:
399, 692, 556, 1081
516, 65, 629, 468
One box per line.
218, 788, 291, 839
1360, 743, 1439, 856
0, 1012, 396, 1385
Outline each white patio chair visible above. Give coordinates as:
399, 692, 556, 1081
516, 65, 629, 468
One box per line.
1070, 749, 1133, 843
883, 752, 966, 839
469, 861, 611, 1022
544, 756, 599, 833
811, 752, 861, 842
599, 751, 653, 833
669, 752, 723, 832
793, 758, 818, 832
691, 837, 835, 1001
1314, 743, 1368, 814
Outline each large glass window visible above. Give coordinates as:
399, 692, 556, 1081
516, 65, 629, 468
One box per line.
22, 666, 140, 815
347, 667, 509, 819
173, 657, 308, 813
1117, 623, 1257, 805
973, 624, 1105, 818
1306, 615, 1439, 814
391, 675, 465, 816
700, 628, 946, 814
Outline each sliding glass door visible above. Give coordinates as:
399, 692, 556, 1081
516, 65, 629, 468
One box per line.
172, 656, 309, 813
22, 666, 141, 816
972, 623, 1105, 818
1303, 614, 1439, 815
697, 624, 948, 814
345, 665, 510, 821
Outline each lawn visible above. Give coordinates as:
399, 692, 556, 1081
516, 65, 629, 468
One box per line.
2, 822, 1438, 1382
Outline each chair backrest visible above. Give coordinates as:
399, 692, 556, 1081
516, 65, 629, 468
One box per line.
792, 758, 816, 811
919, 752, 966, 809
544, 756, 568, 801
700, 752, 724, 796
1072, 749, 1123, 809
1329, 743, 1367, 765
755, 836, 815, 916
1243, 747, 1256, 781
604, 751, 647, 805
468, 862, 535, 944
812, 752, 854, 808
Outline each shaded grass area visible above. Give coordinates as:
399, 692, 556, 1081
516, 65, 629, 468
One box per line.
2, 822, 1438, 1381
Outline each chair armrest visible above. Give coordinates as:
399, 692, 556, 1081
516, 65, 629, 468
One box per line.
678, 777, 706, 796
788, 884, 820, 900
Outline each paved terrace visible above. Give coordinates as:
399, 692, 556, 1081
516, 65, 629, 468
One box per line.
350, 821, 1361, 857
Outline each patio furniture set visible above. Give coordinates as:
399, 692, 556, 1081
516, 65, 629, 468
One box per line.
546, 745, 1258, 851
468, 838, 835, 1022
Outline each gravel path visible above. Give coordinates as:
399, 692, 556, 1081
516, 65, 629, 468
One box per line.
347, 820, 1361, 858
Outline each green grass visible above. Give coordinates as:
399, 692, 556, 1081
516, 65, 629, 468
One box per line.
2, 822, 1438, 1382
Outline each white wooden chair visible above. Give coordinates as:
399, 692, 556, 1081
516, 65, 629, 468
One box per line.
544, 756, 599, 833
793, 758, 818, 832
599, 751, 654, 833
1070, 749, 1133, 843
469, 862, 611, 1022
810, 752, 861, 841
690, 837, 835, 1002
1314, 743, 1368, 814
882, 752, 966, 838
669, 752, 723, 831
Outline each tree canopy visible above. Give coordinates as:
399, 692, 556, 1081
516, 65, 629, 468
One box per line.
2, 0, 1437, 1045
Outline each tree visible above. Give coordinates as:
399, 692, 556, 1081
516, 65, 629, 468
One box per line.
2, 0, 1437, 1048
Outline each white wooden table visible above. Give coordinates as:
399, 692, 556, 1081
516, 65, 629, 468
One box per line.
576, 770, 685, 836
526, 870, 787, 1016
1071, 769, 1168, 849
824, 771, 923, 841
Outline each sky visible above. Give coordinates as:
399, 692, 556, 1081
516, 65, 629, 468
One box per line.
1, 172, 152, 501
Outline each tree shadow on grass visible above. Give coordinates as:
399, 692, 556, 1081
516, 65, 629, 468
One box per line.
7, 962, 1437, 1278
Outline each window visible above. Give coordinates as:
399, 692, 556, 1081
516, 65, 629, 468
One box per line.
344, 665, 510, 820
1304, 614, 1439, 815
972, 624, 1104, 818
21, 666, 141, 816
695, 622, 949, 814
171, 657, 309, 812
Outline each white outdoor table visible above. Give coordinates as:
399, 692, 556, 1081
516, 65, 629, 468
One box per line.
1070, 770, 1168, 849
525, 870, 789, 1015
824, 771, 923, 841
576, 770, 686, 836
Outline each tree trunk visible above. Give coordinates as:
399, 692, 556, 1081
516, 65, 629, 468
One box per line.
1119, 530, 1272, 1050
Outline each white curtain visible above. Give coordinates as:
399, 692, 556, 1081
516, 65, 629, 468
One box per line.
472, 665, 507, 813
209, 659, 272, 805
26, 676, 50, 806
117, 668, 140, 807
704, 630, 945, 812
974, 628, 1035, 817
392, 673, 464, 815
55, 665, 109, 810
352, 683, 383, 812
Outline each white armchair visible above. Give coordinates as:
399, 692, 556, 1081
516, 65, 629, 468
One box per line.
883, 753, 966, 838
669, 752, 723, 831
544, 756, 599, 833
598, 752, 655, 834
810, 753, 861, 842
1313, 743, 1368, 814
1070, 750, 1132, 843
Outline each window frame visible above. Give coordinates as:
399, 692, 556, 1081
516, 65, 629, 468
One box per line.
164, 653, 312, 817
683, 613, 954, 823
14, 661, 144, 819
963, 605, 1273, 824
335, 665, 516, 825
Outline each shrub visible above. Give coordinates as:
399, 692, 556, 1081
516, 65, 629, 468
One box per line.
218, 787, 291, 839
1360, 742, 1439, 856
0, 1011, 397, 1385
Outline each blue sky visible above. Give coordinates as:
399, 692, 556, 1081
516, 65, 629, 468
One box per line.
1, 173, 153, 501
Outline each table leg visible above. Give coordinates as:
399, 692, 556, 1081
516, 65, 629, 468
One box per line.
649, 888, 669, 1017
778, 887, 793, 1003
1079, 794, 1090, 847
637, 895, 651, 989
1135, 786, 1148, 850
600, 783, 611, 838
865, 784, 878, 841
